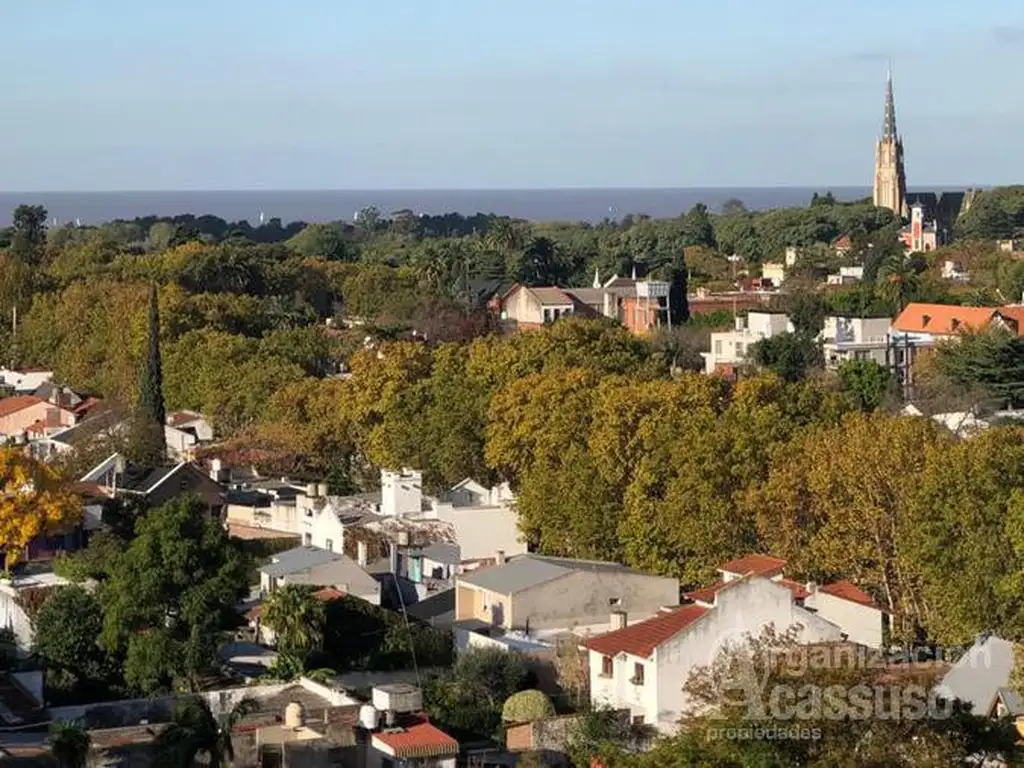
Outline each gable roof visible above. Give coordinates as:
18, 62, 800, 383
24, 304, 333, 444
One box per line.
718, 554, 787, 579
892, 303, 1000, 336
260, 545, 341, 577
582, 605, 709, 658
372, 716, 459, 759
50, 405, 126, 447
934, 634, 1014, 715
818, 581, 889, 613
457, 554, 644, 595
528, 286, 575, 306
0, 395, 44, 419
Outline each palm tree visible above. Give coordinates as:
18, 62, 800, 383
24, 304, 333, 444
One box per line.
153, 697, 257, 768
49, 721, 90, 768
261, 585, 326, 656
878, 254, 920, 312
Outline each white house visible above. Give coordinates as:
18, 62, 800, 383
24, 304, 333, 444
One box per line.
761, 262, 786, 288
583, 575, 843, 733
819, 315, 891, 370
701, 312, 793, 375
420, 477, 524, 561
687, 554, 889, 650
258, 545, 381, 605
826, 266, 865, 286
0, 369, 54, 394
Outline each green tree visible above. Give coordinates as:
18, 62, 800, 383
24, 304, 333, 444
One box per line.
261, 585, 326, 657
100, 497, 249, 694
285, 222, 351, 261
49, 721, 91, 768
33, 586, 113, 696
681, 203, 715, 247
501, 689, 555, 724
837, 359, 894, 411
877, 253, 921, 311
9, 204, 48, 265
932, 328, 1024, 408
747, 332, 822, 382
152, 696, 257, 768
135, 283, 167, 463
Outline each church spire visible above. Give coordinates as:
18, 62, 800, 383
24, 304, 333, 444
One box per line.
882, 68, 897, 142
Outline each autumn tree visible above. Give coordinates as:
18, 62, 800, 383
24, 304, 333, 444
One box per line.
0, 450, 82, 570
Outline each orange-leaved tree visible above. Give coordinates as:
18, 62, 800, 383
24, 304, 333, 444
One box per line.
0, 449, 82, 571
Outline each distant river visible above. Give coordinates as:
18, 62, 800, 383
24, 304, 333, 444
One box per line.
0, 187, 877, 227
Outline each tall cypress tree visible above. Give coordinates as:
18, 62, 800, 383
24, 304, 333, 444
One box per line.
137, 284, 166, 462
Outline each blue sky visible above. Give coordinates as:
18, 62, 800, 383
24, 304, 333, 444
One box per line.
1, 0, 1021, 190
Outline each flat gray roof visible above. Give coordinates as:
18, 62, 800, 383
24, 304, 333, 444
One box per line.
458, 554, 642, 595
260, 545, 340, 577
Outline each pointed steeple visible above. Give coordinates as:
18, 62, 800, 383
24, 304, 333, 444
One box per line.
882, 68, 897, 142
593, 268, 601, 289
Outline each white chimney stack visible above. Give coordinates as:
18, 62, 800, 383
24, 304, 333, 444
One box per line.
357, 540, 368, 567
610, 610, 627, 630
495, 550, 506, 566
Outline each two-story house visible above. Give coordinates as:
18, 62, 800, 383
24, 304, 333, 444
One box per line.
820, 315, 891, 370
584, 574, 845, 733
701, 312, 793, 376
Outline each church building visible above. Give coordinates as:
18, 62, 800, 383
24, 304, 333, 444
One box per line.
871, 71, 973, 252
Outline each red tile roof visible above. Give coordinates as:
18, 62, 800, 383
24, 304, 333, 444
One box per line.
892, 303, 1003, 336
717, 554, 787, 578
819, 581, 889, 613
227, 523, 300, 542
582, 605, 709, 658
73, 396, 103, 415
0, 395, 43, 419
777, 578, 811, 601
687, 576, 809, 606
685, 580, 723, 605
372, 717, 459, 759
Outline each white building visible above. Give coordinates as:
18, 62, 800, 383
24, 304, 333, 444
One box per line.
819, 315, 891, 370
941, 260, 969, 282
701, 312, 793, 375
0, 369, 54, 394
761, 263, 786, 288
584, 575, 844, 733
826, 265, 865, 286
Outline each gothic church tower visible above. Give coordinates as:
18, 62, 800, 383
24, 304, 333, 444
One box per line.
873, 71, 908, 219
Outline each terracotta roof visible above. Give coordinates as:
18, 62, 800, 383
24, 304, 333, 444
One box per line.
25, 420, 46, 435
998, 305, 1024, 331
226, 522, 300, 541
717, 554, 787, 578
687, 577, 809, 605
685, 580, 724, 605
832, 234, 853, 250
0, 395, 43, 419
582, 604, 709, 658
892, 303, 1001, 336
73, 397, 103, 415
372, 717, 459, 759
777, 578, 811, 600
819, 581, 889, 613
167, 409, 204, 427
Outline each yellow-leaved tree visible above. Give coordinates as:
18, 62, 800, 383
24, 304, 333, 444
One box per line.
0, 449, 82, 570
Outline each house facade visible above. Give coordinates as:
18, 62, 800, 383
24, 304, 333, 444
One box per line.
820, 315, 891, 370
701, 312, 793, 375
454, 554, 678, 635
0, 395, 77, 439
584, 576, 844, 733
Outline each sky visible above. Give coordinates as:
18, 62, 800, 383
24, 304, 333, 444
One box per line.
1, 0, 1022, 190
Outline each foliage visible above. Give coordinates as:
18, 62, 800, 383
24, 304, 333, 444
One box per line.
49, 721, 91, 768
136, 283, 167, 463
261, 585, 326, 656
747, 331, 822, 382
100, 496, 248, 694
501, 689, 555, 724
837, 359, 895, 411
33, 586, 114, 699
423, 647, 530, 740
0, 449, 82, 569
52, 531, 126, 583
932, 328, 1024, 408
320, 595, 452, 671
152, 696, 257, 768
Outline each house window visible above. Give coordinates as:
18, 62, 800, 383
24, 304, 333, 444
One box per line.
735, 342, 744, 355
325, 538, 333, 552
543, 309, 552, 323
632, 662, 645, 686
303, 533, 312, 546
714, 340, 722, 355
601, 656, 613, 678
632, 715, 645, 726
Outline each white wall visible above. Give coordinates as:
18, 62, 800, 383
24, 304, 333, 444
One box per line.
431, 504, 524, 562
804, 591, 884, 649
0, 591, 32, 653
589, 578, 843, 733
382, 470, 423, 517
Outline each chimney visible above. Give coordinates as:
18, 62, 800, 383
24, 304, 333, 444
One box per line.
610, 610, 627, 631
357, 540, 368, 567
317, 482, 328, 497
210, 458, 226, 482
388, 541, 398, 574
495, 550, 506, 566
805, 581, 818, 594
306, 482, 318, 498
